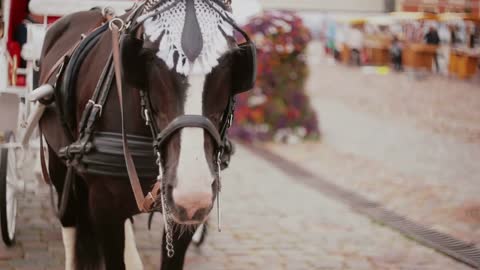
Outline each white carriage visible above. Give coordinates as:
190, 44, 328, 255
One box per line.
0, 0, 136, 246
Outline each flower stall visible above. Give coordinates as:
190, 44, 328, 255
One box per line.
230, 11, 321, 143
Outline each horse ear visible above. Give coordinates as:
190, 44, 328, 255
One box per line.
120, 35, 147, 89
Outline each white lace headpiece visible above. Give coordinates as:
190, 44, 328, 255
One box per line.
138, 0, 235, 75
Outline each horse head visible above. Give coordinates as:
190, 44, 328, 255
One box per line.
120, 0, 255, 225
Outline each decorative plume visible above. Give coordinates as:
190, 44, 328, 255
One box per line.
143, 0, 162, 14
143, 0, 232, 14
139, 0, 235, 75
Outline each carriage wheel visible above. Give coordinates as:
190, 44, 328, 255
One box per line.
0, 131, 18, 246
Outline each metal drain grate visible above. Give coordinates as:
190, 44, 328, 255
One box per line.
244, 144, 480, 269
466, 207, 480, 222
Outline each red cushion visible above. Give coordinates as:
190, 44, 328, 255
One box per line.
16, 76, 27, 86
5, 0, 58, 86
47, 16, 60, 24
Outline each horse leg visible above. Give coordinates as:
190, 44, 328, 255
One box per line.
47, 147, 77, 270
62, 228, 76, 270
95, 219, 126, 270
160, 228, 194, 270
88, 180, 144, 270
124, 219, 143, 270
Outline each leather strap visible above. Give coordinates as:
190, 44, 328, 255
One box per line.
40, 46, 76, 86
111, 24, 160, 212
40, 21, 106, 86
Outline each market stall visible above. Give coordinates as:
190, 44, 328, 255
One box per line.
440, 13, 480, 79
448, 47, 480, 79
364, 15, 396, 66
390, 12, 440, 72
335, 17, 366, 64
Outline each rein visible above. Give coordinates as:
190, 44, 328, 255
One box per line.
110, 23, 162, 212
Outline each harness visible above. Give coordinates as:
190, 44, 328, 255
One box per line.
40, 1, 256, 244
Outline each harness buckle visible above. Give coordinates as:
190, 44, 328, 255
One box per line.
102, 6, 116, 19
144, 109, 151, 125
227, 113, 234, 128
216, 150, 223, 172
143, 192, 155, 211
93, 104, 103, 117
88, 100, 103, 116
155, 152, 161, 166
109, 18, 125, 32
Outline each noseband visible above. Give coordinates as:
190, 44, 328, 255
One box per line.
156, 115, 223, 147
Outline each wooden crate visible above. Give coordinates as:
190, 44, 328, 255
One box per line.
366, 46, 390, 66
403, 43, 438, 71
449, 49, 479, 79
341, 43, 351, 64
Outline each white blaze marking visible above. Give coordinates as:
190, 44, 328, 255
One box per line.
176, 74, 213, 192
124, 219, 143, 270
62, 227, 76, 270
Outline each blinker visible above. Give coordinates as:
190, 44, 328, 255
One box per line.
120, 34, 147, 89
231, 40, 257, 94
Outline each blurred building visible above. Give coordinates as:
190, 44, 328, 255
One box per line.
397, 0, 480, 15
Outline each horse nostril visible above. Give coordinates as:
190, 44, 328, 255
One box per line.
172, 190, 212, 221
191, 208, 208, 220
174, 205, 209, 221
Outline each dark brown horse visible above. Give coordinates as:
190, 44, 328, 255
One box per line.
38, 1, 255, 269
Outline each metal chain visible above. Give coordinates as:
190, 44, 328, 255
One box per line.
160, 176, 175, 258
154, 148, 174, 258
216, 152, 222, 232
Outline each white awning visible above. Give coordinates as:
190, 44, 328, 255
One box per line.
29, 0, 136, 16
367, 15, 396, 25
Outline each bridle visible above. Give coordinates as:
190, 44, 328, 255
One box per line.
109, 0, 256, 257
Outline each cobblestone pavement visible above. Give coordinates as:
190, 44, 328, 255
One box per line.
268, 42, 480, 246
0, 144, 471, 270
1, 42, 477, 269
